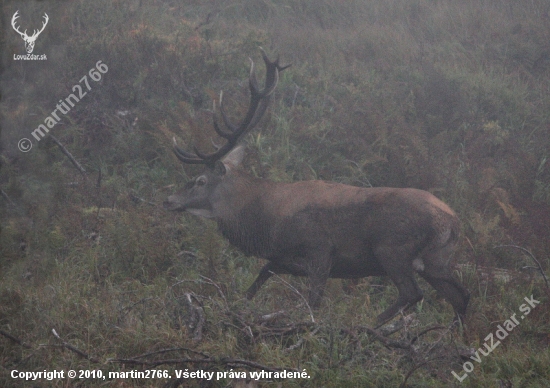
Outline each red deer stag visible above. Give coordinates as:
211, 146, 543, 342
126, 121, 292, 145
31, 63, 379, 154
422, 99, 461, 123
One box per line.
164, 50, 469, 324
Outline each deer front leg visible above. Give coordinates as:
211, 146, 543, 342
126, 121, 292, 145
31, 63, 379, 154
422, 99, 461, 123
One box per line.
245, 262, 287, 300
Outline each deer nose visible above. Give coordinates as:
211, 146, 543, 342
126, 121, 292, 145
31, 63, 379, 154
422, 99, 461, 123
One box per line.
163, 196, 185, 211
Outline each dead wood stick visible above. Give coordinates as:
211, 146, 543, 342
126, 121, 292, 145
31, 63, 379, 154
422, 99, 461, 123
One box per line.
410, 325, 446, 345
0, 189, 17, 208
51, 328, 100, 363
184, 292, 205, 342
379, 313, 417, 336
284, 326, 320, 352
358, 326, 411, 350
269, 271, 315, 323
50, 135, 87, 175
0, 329, 32, 349
199, 275, 228, 307
495, 245, 549, 289
133, 347, 210, 360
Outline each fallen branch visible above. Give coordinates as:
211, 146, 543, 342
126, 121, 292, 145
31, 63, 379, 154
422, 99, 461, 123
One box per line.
194, 12, 212, 31
0, 189, 17, 208
257, 310, 286, 324
399, 356, 444, 388
128, 191, 156, 206
269, 271, 315, 323
199, 275, 228, 307
51, 328, 100, 363
495, 245, 549, 289
362, 326, 411, 350
379, 313, 417, 336
50, 135, 87, 175
131, 347, 210, 360
284, 326, 321, 352
410, 325, 446, 345
0, 329, 32, 349
184, 292, 205, 342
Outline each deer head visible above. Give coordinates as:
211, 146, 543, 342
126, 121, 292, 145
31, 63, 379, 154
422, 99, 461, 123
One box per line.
165, 49, 290, 215
11, 11, 49, 54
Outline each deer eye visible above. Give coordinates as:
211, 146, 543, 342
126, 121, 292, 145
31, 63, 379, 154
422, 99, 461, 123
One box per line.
196, 176, 207, 186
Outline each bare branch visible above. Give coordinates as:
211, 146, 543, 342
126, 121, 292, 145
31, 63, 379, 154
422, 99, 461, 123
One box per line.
379, 313, 417, 336
199, 275, 228, 307
257, 310, 286, 324
495, 244, 549, 289
51, 328, 100, 362
50, 135, 87, 175
0, 329, 32, 349
410, 325, 446, 345
184, 293, 205, 342
361, 326, 412, 350
132, 347, 210, 360
284, 326, 320, 353
269, 271, 315, 323
0, 189, 18, 208
399, 357, 444, 388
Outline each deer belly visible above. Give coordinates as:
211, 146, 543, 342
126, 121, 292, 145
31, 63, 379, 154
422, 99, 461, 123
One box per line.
329, 251, 386, 278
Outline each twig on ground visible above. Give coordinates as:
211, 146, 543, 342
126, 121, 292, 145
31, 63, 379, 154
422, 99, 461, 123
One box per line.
128, 191, 157, 206
0, 329, 32, 349
257, 310, 286, 324
199, 275, 228, 307
495, 245, 549, 289
399, 357, 444, 388
410, 325, 446, 345
0, 189, 17, 208
132, 347, 210, 360
361, 326, 411, 350
50, 135, 87, 175
184, 292, 205, 342
284, 326, 320, 352
268, 271, 315, 323
379, 313, 417, 336
51, 328, 100, 362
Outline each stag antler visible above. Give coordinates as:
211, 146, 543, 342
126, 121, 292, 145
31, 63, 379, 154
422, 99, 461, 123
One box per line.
11, 11, 49, 53
173, 49, 290, 166
11, 11, 26, 38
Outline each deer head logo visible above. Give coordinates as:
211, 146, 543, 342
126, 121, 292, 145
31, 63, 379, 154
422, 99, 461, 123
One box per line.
11, 10, 49, 54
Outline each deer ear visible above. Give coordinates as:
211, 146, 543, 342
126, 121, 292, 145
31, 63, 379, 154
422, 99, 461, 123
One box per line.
221, 145, 245, 169
213, 160, 226, 175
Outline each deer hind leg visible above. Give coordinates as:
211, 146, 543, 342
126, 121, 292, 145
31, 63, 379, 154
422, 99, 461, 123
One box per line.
418, 267, 470, 321
375, 248, 424, 324
376, 273, 424, 324
417, 246, 470, 321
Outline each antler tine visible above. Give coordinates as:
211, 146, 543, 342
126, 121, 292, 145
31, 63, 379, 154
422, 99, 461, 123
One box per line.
33, 13, 49, 37
11, 11, 26, 37
218, 91, 238, 134
213, 93, 235, 139
172, 137, 207, 164
173, 49, 290, 167
218, 57, 261, 136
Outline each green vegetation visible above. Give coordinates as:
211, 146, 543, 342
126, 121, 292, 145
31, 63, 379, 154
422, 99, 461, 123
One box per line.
1, 0, 550, 386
